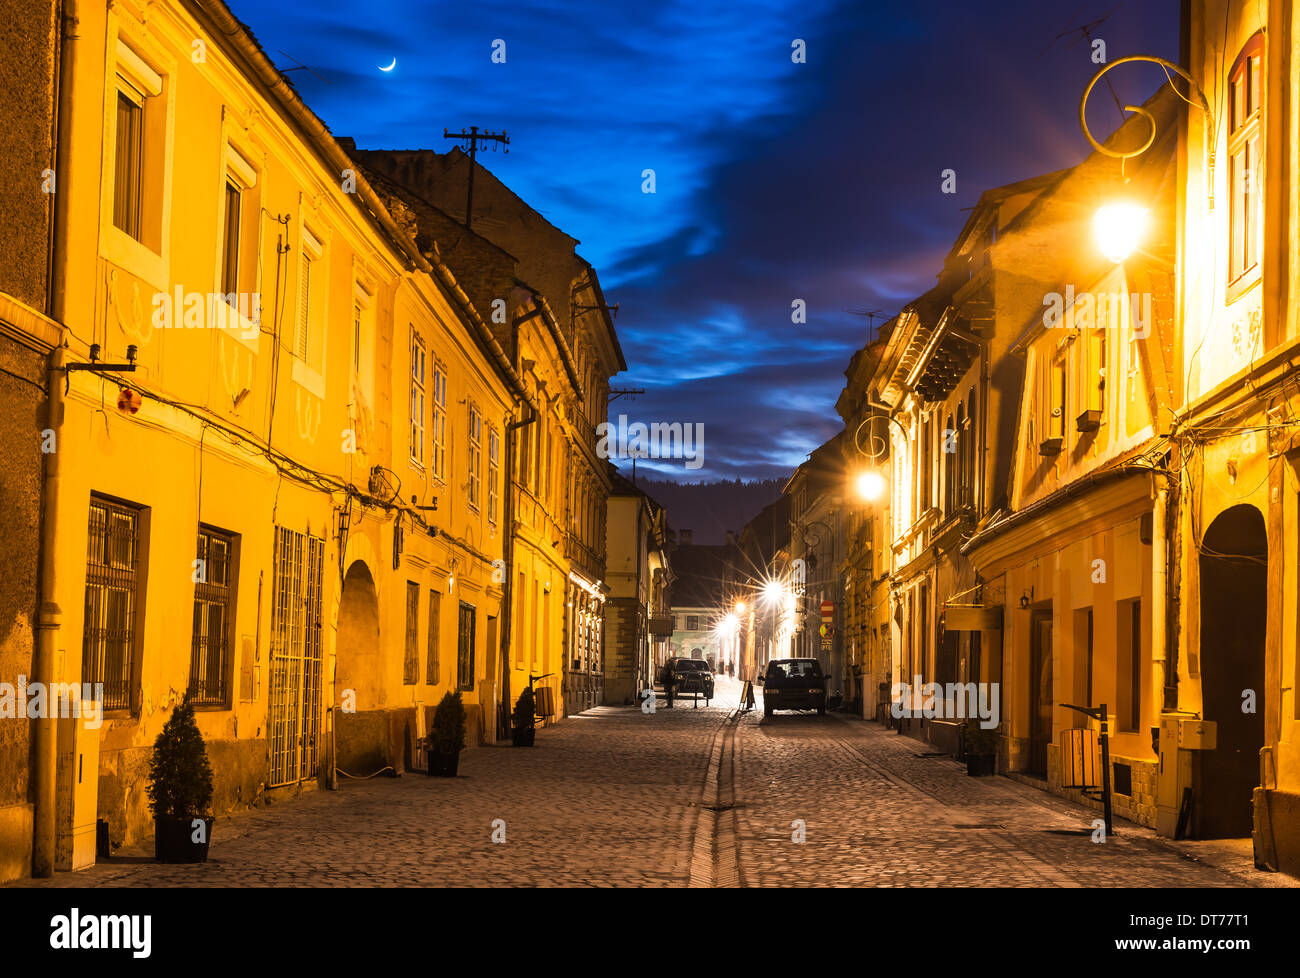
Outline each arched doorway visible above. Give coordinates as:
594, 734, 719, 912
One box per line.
335, 560, 386, 774
1196, 504, 1267, 839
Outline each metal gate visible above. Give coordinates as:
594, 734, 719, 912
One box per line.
268, 526, 324, 787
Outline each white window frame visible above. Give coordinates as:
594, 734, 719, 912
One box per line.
410, 327, 426, 465
291, 221, 326, 398
99, 20, 175, 296
431, 361, 448, 482
467, 403, 482, 511
212, 136, 262, 353
488, 426, 499, 524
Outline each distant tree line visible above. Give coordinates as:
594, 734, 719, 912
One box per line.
637, 477, 784, 545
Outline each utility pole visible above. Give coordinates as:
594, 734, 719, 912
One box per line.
442, 126, 509, 229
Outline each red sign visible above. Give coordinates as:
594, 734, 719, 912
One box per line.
820, 600, 835, 616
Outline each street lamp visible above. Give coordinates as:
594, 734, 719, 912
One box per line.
856, 470, 886, 502
1079, 55, 1214, 261
1093, 202, 1149, 263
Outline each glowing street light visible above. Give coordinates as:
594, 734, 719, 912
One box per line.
1093, 202, 1149, 263
735, 600, 747, 614
856, 470, 886, 502
762, 578, 784, 604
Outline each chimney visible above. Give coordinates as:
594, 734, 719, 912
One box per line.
725, 530, 736, 546
679, 529, 693, 545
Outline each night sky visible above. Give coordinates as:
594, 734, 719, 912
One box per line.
230, 0, 1179, 482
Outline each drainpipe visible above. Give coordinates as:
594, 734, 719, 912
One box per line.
1150, 484, 1168, 732
34, 0, 80, 880
498, 403, 536, 738
33, 350, 64, 879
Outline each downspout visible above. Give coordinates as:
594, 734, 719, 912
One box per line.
499, 402, 536, 738
34, 0, 80, 880
1150, 483, 1168, 732
33, 349, 64, 879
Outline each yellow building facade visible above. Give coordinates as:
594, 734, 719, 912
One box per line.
16, 0, 612, 878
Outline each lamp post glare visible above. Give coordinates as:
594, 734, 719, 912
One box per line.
735, 601, 746, 614
856, 471, 886, 502
762, 579, 784, 604
1093, 202, 1149, 264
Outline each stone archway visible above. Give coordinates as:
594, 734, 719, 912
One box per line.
1196, 504, 1267, 839
335, 560, 387, 775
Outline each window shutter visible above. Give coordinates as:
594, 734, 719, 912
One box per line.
297, 253, 311, 360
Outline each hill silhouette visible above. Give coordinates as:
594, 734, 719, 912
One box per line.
633, 476, 784, 545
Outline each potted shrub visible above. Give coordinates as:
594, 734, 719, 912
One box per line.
428, 690, 466, 776
964, 718, 999, 777
511, 688, 536, 747
146, 699, 215, 863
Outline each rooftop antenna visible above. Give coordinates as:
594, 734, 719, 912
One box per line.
608, 387, 645, 403
1042, 6, 1125, 119
276, 50, 332, 86
443, 126, 510, 229
848, 308, 890, 343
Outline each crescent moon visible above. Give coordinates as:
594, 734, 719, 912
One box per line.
379, 58, 397, 72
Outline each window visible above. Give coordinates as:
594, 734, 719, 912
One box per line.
431, 362, 447, 481
944, 412, 956, 514
291, 224, 326, 389
219, 180, 241, 298
296, 245, 314, 361
113, 91, 144, 239
488, 427, 500, 523
542, 418, 553, 502
457, 602, 476, 691
687, 615, 699, 631
1228, 35, 1263, 286
919, 414, 932, 513
515, 571, 526, 666
351, 282, 375, 402
468, 404, 482, 509
189, 527, 235, 705
352, 299, 362, 374
1086, 329, 1107, 415
403, 581, 419, 685
105, 35, 168, 277
919, 584, 929, 684
409, 329, 426, 463
532, 580, 540, 668
83, 497, 143, 712
427, 590, 441, 684
1051, 358, 1067, 439
959, 394, 975, 507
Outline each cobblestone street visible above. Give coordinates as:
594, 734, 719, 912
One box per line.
8, 678, 1293, 888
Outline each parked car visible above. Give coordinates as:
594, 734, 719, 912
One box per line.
672, 658, 715, 701
763, 658, 826, 716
